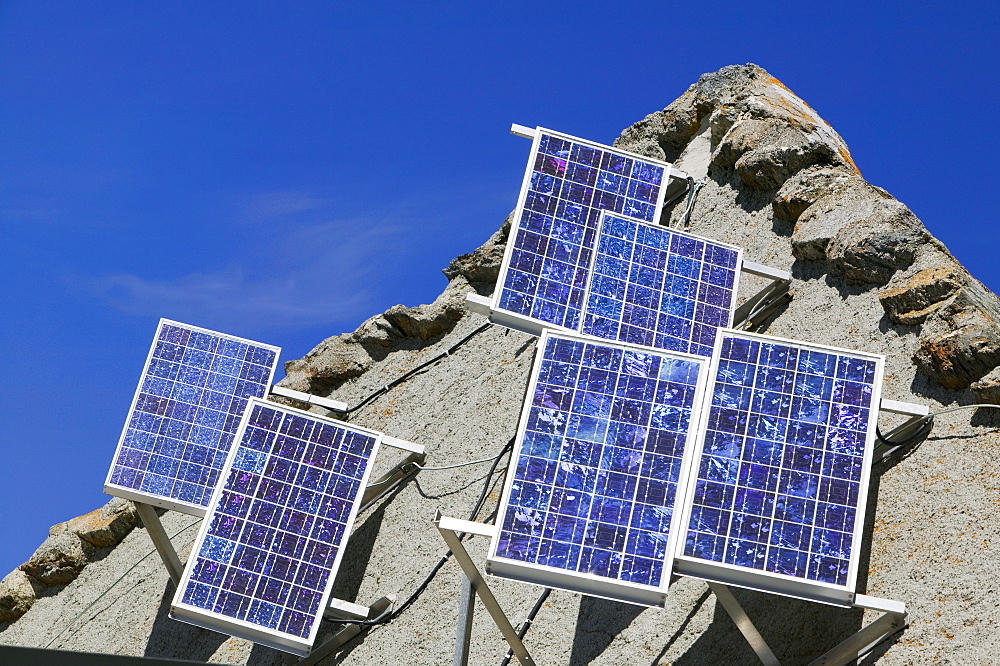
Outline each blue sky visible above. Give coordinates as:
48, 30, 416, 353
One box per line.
2, 2, 997, 578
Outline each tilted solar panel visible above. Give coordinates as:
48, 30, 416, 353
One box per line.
171, 399, 382, 655
494, 129, 672, 333
675, 330, 883, 605
105, 320, 280, 514
582, 212, 742, 357
487, 331, 708, 607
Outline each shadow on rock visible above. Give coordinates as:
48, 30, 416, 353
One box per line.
671, 588, 864, 665
568, 596, 644, 665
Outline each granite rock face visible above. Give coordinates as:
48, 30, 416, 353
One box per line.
4, 64, 1000, 664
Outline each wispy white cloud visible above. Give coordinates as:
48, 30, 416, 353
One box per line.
236, 189, 331, 222
89, 215, 400, 331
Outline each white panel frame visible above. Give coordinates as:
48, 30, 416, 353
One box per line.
104, 319, 281, 516
485, 329, 711, 607
673, 328, 885, 607
489, 127, 679, 335
170, 398, 385, 656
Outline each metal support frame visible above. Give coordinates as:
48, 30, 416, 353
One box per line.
705, 582, 907, 666
734, 261, 793, 330
295, 595, 395, 665
434, 513, 536, 666
135, 502, 185, 586
435, 512, 906, 666
874, 399, 931, 462
359, 438, 426, 512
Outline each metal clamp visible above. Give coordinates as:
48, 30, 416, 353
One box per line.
734, 261, 793, 331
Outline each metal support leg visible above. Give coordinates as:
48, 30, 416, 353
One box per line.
134, 502, 184, 586
434, 513, 535, 666
453, 576, 476, 666
298, 596, 394, 666
706, 582, 907, 666
359, 450, 425, 512
734, 272, 793, 331
707, 583, 780, 666
807, 595, 907, 666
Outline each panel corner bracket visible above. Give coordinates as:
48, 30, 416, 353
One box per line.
270, 385, 349, 412
734, 261, 793, 331
510, 124, 537, 139
298, 595, 394, 665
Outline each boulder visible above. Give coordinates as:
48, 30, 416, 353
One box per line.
0, 569, 44, 622
19, 529, 94, 587
879, 266, 966, 325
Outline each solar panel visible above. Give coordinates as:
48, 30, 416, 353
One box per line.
494, 128, 672, 333
105, 320, 280, 515
675, 330, 883, 605
171, 398, 382, 656
487, 330, 709, 607
581, 212, 742, 357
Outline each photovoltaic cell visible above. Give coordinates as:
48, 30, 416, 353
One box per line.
171, 399, 381, 656
676, 330, 882, 604
488, 331, 707, 606
495, 129, 671, 332
105, 320, 280, 514
582, 213, 741, 357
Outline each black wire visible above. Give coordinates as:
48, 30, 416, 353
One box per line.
660, 177, 691, 210
498, 587, 551, 666
875, 415, 935, 450
328, 436, 515, 627
338, 322, 492, 415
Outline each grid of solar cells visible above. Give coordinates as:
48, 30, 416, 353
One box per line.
582, 213, 740, 357
176, 400, 378, 647
493, 333, 703, 592
683, 332, 878, 588
496, 130, 669, 331
106, 321, 279, 512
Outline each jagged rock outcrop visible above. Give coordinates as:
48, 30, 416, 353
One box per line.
615, 63, 1000, 396
4, 63, 1000, 664
0, 498, 138, 623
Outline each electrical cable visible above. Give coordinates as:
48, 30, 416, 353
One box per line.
328, 436, 515, 627
337, 322, 492, 415
679, 179, 703, 230
875, 403, 1000, 452
43, 518, 203, 650
498, 587, 551, 666
660, 177, 691, 210
412, 451, 511, 471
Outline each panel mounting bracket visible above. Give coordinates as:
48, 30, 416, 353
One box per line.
270, 385, 349, 413
296, 595, 395, 665
733, 261, 793, 331
465, 292, 551, 337
873, 399, 931, 462
435, 512, 536, 666
703, 581, 907, 666
359, 441, 426, 513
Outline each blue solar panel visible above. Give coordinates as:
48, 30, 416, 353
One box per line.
171, 399, 381, 656
677, 330, 882, 603
582, 213, 741, 357
488, 331, 707, 606
495, 129, 671, 332
105, 320, 280, 514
